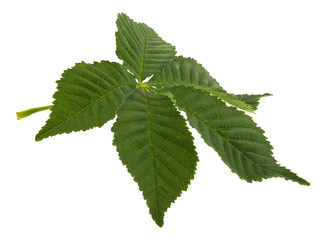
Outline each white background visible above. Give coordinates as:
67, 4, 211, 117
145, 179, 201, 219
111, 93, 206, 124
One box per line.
0, 0, 325, 239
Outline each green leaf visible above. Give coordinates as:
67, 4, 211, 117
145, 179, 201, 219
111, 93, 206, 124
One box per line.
116, 13, 176, 81
112, 88, 198, 227
234, 93, 273, 111
170, 86, 310, 186
194, 86, 256, 113
149, 56, 222, 88
149, 56, 255, 112
35, 61, 136, 141
16, 12, 310, 228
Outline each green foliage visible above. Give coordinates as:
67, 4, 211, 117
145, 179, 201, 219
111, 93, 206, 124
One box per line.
112, 88, 198, 227
149, 56, 258, 112
116, 13, 176, 81
18, 13, 310, 227
35, 61, 136, 141
169, 87, 309, 185
233, 93, 273, 111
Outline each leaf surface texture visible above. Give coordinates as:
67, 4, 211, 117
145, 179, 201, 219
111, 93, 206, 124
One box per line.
234, 93, 272, 111
36, 61, 136, 141
149, 57, 255, 112
29, 12, 310, 228
112, 88, 198, 226
116, 13, 176, 81
170, 87, 309, 185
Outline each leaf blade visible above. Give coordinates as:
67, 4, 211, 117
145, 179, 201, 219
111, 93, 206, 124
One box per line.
149, 56, 256, 112
149, 56, 222, 88
170, 86, 309, 186
35, 61, 136, 141
112, 88, 198, 226
116, 13, 176, 81
194, 86, 256, 113
234, 93, 272, 111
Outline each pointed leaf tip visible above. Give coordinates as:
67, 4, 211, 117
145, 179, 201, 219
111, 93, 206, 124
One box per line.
233, 93, 273, 111
170, 86, 309, 185
36, 61, 136, 141
116, 13, 176, 81
112, 88, 198, 227
155, 219, 164, 228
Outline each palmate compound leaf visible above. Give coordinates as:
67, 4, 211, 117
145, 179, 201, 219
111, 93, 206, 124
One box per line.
15, 12, 309, 228
169, 86, 310, 186
112, 88, 198, 227
116, 13, 176, 81
149, 56, 270, 113
35, 61, 136, 141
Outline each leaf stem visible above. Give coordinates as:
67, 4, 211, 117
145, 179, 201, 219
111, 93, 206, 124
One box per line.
16, 105, 53, 120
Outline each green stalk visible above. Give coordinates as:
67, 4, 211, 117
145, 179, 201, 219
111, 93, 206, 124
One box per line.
16, 105, 53, 120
